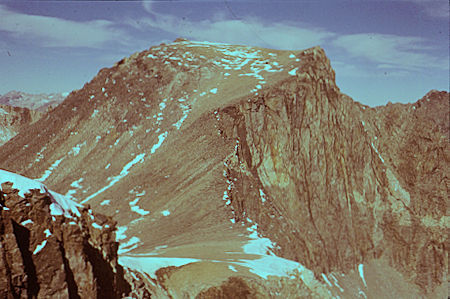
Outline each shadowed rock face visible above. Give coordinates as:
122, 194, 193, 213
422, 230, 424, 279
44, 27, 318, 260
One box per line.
0, 40, 447, 298
0, 183, 131, 298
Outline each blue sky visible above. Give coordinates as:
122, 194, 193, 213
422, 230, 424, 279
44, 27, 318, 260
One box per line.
0, 0, 448, 106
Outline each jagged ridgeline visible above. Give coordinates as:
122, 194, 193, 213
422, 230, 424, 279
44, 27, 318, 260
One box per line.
0, 39, 448, 298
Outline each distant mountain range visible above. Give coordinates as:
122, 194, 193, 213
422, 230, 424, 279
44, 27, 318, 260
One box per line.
0, 104, 41, 146
0, 90, 68, 112
0, 39, 447, 298
0, 91, 68, 145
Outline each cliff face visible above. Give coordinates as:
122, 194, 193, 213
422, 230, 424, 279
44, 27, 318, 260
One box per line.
217, 47, 448, 292
0, 104, 41, 145
0, 40, 447, 298
0, 178, 131, 298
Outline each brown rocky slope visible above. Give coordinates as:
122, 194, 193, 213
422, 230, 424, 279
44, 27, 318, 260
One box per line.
0, 40, 447, 298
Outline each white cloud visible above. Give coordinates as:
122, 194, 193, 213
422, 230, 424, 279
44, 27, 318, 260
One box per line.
0, 4, 127, 48
332, 33, 446, 71
135, 6, 334, 50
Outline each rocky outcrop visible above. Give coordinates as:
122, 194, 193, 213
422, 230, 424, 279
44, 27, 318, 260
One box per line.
216, 47, 448, 293
0, 182, 131, 298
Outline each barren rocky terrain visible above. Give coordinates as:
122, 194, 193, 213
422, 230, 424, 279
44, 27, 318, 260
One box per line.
0, 39, 447, 298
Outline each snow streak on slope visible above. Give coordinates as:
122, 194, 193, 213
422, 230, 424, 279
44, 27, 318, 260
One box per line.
0, 169, 81, 217
128, 190, 150, 216
82, 127, 171, 204
65, 178, 84, 197
36, 158, 64, 182
81, 153, 145, 203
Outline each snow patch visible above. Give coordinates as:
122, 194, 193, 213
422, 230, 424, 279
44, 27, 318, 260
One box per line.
243, 222, 274, 255
34, 146, 47, 163
118, 236, 141, 254
82, 153, 146, 203
232, 255, 302, 279
358, 264, 367, 287
330, 273, 344, 292
228, 217, 317, 282
370, 142, 385, 163
36, 158, 64, 182
33, 240, 48, 254
150, 132, 168, 154
100, 199, 110, 206
259, 188, 267, 203
321, 273, 333, 287
130, 205, 150, 215
21, 219, 33, 226
161, 210, 170, 216
65, 178, 84, 197
173, 102, 191, 130
43, 229, 52, 237
129, 197, 150, 216
92, 223, 103, 229
119, 256, 199, 279
69, 142, 86, 156
116, 226, 128, 241
91, 109, 99, 118
288, 68, 298, 76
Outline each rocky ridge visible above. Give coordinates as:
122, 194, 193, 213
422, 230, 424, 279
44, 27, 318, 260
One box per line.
216, 49, 448, 292
0, 170, 131, 298
0, 40, 447, 298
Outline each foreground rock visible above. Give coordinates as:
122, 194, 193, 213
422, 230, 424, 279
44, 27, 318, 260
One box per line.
0, 173, 131, 298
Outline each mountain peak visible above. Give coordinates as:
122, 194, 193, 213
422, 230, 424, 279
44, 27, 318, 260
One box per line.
0, 40, 447, 298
